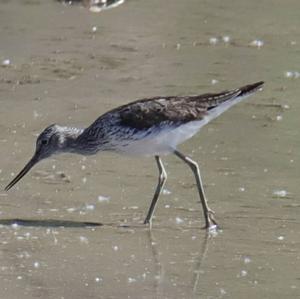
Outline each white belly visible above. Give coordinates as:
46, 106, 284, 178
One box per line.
115, 119, 206, 156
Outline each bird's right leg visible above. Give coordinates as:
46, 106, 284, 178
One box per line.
173, 149, 217, 229
144, 156, 167, 226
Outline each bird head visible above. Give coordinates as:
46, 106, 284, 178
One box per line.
5, 124, 63, 191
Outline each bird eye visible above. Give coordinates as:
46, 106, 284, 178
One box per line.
41, 139, 48, 145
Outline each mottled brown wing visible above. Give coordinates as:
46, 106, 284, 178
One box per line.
117, 96, 207, 129
117, 81, 263, 129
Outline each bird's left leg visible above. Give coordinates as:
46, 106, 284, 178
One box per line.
144, 156, 167, 226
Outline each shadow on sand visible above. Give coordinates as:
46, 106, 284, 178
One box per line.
0, 218, 103, 228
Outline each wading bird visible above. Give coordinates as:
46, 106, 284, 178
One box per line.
5, 81, 264, 229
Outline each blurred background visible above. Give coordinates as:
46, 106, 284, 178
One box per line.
0, 1, 299, 298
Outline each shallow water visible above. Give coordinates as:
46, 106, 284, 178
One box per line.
0, 1, 299, 298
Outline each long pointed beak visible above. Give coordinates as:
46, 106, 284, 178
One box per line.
5, 157, 39, 191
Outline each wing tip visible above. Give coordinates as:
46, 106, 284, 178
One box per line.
240, 81, 264, 96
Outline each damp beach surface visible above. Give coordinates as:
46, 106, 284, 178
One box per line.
0, 1, 299, 298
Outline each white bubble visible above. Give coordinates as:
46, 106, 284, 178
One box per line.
33, 262, 40, 268
128, 206, 138, 209
162, 188, 171, 195
95, 277, 102, 282
11, 223, 19, 229
85, 204, 95, 211
250, 39, 264, 48
240, 270, 248, 277
128, 277, 136, 283
284, 71, 300, 79
79, 236, 89, 244
244, 257, 251, 264
2, 59, 11, 66
175, 217, 184, 224
97, 195, 110, 202
273, 190, 288, 198
285, 71, 294, 78
209, 37, 218, 45
222, 36, 230, 43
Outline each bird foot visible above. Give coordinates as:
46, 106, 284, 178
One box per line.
144, 218, 153, 229
202, 210, 218, 230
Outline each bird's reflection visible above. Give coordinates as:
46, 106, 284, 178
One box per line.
145, 226, 219, 298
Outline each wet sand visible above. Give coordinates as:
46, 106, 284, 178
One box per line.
0, 0, 299, 298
